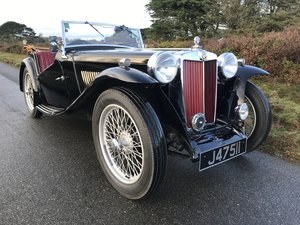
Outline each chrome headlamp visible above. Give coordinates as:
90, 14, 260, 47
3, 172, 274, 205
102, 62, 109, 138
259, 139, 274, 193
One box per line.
147, 52, 178, 83
217, 53, 238, 79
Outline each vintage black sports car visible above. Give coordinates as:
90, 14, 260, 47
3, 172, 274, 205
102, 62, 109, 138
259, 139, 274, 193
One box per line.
19, 21, 272, 200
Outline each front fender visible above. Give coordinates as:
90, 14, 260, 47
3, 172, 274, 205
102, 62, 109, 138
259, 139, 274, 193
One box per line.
66, 66, 159, 111
19, 57, 39, 92
96, 67, 159, 84
65, 67, 191, 154
236, 65, 269, 78
235, 65, 269, 104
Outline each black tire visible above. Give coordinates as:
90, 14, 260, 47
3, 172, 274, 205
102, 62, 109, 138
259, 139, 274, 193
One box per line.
244, 81, 272, 152
23, 68, 42, 118
92, 88, 167, 200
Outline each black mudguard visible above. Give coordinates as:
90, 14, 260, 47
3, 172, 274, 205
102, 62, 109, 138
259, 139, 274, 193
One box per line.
65, 66, 190, 148
235, 65, 269, 104
19, 57, 39, 92
96, 67, 158, 84
68, 66, 159, 109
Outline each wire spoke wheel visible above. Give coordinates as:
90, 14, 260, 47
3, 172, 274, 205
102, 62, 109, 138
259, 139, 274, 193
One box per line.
24, 71, 35, 111
244, 96, 256, 137
92, 89, 167, 199
99, 104, 144, 184
23, 68, 42, 118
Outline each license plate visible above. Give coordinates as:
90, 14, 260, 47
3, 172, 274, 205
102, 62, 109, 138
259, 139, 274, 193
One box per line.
199, 140, 246, 171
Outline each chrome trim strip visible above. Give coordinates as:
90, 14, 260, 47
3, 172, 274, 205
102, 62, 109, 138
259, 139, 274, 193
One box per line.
180, 58, 187, 124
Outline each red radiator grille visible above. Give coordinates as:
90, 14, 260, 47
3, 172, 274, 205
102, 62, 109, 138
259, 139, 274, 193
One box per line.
182, 60, 217, 127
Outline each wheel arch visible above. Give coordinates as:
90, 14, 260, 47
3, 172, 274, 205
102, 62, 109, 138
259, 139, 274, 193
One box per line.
68, 67, 191, 154
19, 57, 39, 92
235, 65, 270, 105
68, 66, 159, 110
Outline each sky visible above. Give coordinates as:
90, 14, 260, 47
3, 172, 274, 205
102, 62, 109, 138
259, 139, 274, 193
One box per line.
0, 0, 151, 36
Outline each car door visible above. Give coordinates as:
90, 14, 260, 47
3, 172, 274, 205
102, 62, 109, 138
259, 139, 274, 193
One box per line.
58, 56, 83, 103
38, 60, 71, 108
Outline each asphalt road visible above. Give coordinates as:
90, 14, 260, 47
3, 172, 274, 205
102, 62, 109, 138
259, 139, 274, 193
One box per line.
0, 62, 300, 225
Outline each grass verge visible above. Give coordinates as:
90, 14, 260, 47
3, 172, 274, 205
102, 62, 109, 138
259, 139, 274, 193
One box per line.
0, 52, 299, 162
0, 51, 27, 67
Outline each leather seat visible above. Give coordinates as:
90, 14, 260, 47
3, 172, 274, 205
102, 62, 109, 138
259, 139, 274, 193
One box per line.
35, 51, 56, 74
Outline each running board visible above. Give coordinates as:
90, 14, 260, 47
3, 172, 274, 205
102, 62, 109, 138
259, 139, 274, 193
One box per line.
36, 104, 65, 116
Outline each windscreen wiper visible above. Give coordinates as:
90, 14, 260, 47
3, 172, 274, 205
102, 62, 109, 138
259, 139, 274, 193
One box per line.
85, 21, 104, 38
